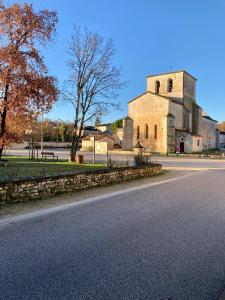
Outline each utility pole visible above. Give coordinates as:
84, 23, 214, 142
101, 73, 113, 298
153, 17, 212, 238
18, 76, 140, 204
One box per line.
93, 136, 96, 164
41, 112, 43, 154
106, 144, 109, 167
57, 118, 60, 148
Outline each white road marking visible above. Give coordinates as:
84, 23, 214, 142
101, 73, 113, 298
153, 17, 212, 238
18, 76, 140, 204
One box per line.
0, 170, 207, 228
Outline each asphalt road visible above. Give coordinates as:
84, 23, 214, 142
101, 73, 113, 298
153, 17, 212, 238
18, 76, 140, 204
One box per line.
4, 148, 225, 170
1, 169, 225, 299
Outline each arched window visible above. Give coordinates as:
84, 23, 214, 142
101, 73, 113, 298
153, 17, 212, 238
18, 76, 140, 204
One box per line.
154, 125, 158, 140
168, 78, 173, 92
155, 81, 160, 94
137, 125, 140, 140
145, 124, 149, 139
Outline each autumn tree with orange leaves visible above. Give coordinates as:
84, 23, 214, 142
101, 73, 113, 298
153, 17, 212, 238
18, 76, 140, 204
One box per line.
0, 1, 58, 159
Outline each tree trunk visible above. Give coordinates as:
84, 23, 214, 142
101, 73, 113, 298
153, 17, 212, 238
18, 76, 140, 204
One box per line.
0, 143, 4, 160
70, 86, 82, 162
70, 134, 78, 162
70, 125, 83, 162
0, 84, 9, 160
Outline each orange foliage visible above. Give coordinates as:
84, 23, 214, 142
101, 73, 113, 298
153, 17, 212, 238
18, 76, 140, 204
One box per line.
0, 1, 58, 154
218, 122, 225, 132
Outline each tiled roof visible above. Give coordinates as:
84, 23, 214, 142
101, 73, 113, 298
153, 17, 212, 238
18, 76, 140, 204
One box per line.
82, 134, 114, 141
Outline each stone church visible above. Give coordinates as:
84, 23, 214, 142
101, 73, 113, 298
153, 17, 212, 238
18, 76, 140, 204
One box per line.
122, 70, 218, 153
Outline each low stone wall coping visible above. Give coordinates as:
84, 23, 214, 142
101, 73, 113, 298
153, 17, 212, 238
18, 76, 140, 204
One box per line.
0, 163, 162, 206
0, 163, 161, 185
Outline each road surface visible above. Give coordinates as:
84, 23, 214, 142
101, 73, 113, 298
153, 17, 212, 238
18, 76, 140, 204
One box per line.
4, 148, 225, 170
1, 169, 225, 299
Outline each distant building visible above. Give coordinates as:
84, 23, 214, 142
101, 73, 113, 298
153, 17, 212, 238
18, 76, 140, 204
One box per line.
77, 126, 100, 137
220, 132, 225, 149
96, 123, 112, 133
81, 134, 116, 151
121, 70, 220, 153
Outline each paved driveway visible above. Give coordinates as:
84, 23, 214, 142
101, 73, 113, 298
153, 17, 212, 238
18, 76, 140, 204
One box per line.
1, 170, 225, 299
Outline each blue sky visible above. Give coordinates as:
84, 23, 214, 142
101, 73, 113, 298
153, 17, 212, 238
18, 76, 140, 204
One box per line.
11, 0, 225, 123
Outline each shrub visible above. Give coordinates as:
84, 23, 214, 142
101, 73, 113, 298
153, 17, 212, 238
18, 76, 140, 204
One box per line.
107, 157, 129, 168
134, 153, 152, 166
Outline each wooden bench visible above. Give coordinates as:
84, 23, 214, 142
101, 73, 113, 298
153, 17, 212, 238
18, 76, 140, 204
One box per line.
41, 152, 58, 161
0, 159, 8, 166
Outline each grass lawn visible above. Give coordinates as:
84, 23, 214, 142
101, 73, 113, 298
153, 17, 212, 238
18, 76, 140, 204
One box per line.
0, 156, 106, 181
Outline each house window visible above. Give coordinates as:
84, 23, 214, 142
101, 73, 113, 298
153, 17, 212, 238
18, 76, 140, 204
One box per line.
154, 125, 158, 139
137, 125, 140, 140
197, 139, 200, 147
155, 81, 160, 94
145, 124, 149, 139
168, 78, 173, 92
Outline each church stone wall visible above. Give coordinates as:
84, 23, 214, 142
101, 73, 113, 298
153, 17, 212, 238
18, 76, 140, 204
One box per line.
125, 70, 218, 154
128, 93, 169, 153
166, 114, 175, 153
122, 118, 133, 150
220, 133, 225, 149
169, 102, 183, 129
192, 103, 202, 135
201, 117, 218, 149
183, 73, 196, 110
192, 136, 203, 153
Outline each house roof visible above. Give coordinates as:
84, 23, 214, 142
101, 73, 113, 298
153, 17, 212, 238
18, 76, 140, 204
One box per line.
97, 123, 112, 127
82, 134, 115, 141
146, 70, 197, 81
84, 126, 98, 131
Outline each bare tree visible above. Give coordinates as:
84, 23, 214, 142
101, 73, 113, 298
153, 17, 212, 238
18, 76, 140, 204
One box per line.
61, 26, 125, 162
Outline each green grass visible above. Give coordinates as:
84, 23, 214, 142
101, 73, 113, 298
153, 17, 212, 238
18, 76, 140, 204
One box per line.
0, 156, 106, 181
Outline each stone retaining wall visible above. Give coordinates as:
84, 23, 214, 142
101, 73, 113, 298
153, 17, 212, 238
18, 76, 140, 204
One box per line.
0, 164, 161, 205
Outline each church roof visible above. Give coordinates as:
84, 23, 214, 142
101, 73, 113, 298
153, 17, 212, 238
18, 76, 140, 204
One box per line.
128, 91, 171, 104
128, 90, 187, 107
202, 115, 217, 123
167, 113, 175, 117
175, 129, 203, 137
195, 103, 203, 110
124, 116, 132, 120
146, 70, 197, 81
171, 99, 184, 106
128, 91, 149, 104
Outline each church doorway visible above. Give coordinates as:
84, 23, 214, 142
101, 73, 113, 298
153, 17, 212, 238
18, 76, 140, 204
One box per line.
180, 142, 185, 153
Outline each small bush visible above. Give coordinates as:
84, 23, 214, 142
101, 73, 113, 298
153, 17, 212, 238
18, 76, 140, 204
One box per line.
107, 157, 129, 168
134, 153, 152, 166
